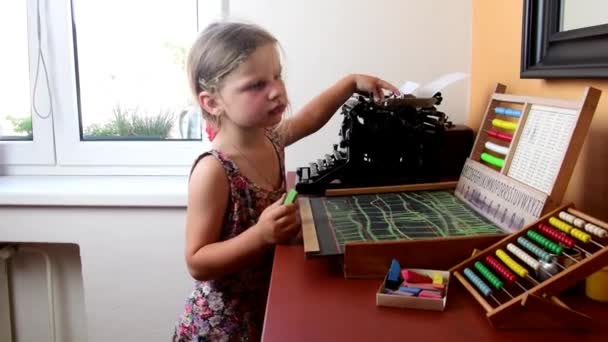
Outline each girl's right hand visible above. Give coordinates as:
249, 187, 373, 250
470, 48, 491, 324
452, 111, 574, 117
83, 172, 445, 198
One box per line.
256, 195, 301, 245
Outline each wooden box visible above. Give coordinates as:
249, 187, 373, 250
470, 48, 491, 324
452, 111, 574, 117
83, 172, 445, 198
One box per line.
376, 268, 450, 312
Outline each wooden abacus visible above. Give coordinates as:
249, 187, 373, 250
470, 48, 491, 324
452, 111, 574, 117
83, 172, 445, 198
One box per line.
451, 203, 608, 329
455, 84, 601, 232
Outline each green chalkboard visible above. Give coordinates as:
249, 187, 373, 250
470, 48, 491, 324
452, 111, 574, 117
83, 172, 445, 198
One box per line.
309, 190, 503, 256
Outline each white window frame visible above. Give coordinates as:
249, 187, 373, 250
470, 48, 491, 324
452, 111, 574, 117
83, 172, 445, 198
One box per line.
54, 0, 215, 167
0, 0, 55, 166
1, 0, 227, 175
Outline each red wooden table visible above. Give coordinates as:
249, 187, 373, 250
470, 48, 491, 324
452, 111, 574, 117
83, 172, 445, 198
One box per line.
262, 174, 608, 341
262, 244, 608, 341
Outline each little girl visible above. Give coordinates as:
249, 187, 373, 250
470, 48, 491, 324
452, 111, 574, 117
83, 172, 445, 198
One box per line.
174, 21, 399, 341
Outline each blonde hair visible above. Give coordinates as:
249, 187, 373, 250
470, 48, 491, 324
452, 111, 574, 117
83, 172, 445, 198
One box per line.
186, 21, 278, 127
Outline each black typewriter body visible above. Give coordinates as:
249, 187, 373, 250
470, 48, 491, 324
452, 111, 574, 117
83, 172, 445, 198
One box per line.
295, 93, 474, 195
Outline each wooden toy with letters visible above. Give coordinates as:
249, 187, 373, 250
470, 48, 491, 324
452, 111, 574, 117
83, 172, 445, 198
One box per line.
455, 84, 601, 233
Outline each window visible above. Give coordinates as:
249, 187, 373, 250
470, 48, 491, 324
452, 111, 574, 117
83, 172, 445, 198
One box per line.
0, 1, 55, 165
0, 2, 32, 142
76, 1, 199, 142
0, 0, 224, 174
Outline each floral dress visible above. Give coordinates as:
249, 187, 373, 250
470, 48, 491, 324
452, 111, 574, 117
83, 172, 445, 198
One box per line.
173, 132, 285, 342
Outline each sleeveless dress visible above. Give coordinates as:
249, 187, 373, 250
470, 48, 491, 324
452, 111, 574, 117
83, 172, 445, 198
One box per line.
173, 132, 285, 342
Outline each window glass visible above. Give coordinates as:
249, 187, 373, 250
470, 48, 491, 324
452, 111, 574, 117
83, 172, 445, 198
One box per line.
0, 2, 33, 141
73, 0, 201, 141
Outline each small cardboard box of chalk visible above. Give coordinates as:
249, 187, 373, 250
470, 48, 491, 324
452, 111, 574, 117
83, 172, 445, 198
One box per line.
376, 259, 450, 311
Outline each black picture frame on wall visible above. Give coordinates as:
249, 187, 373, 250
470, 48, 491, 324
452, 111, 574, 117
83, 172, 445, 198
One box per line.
521, 0, 608, 78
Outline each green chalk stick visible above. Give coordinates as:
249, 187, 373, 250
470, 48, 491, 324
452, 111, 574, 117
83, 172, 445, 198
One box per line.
284, 189, 298, 205
480, 152, 505, 168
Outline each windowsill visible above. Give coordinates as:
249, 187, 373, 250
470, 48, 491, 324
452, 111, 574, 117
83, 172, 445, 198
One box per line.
0, 175, 188, 207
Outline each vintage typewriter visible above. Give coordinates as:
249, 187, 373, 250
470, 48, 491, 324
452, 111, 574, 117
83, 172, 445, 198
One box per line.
295, 92, 474, 195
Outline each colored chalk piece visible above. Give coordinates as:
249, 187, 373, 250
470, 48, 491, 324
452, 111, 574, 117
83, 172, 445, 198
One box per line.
284, 189, 298, 205
402, 281, 445, 293
419, 290, 443, 299
385, 259, 402, 290
398, 286, 422, 296
487, 129, 513, 142
401, 269, 433, 284
494, 107, 522, 118
480, 153, 505, 168
491, 118, 518, 131
389, 289, 416, 297
431, 272, 444, 285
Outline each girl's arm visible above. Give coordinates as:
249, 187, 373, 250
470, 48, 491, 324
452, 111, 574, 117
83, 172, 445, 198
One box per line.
281, 74, 399, 146
185, 157, 299, 281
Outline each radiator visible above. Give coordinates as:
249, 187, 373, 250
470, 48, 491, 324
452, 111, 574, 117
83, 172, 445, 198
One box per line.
0, 245, 56, 342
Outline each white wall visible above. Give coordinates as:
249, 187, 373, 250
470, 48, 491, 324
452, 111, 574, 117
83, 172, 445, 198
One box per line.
0, 1, 472, 341
0, 207, 191, 342
230, 0, 472, 171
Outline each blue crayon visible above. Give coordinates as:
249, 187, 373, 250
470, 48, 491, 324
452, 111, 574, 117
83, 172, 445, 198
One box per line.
385, 259, 402, 290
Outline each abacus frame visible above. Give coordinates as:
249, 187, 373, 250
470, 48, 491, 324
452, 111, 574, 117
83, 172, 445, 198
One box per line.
450, 203, 608, 330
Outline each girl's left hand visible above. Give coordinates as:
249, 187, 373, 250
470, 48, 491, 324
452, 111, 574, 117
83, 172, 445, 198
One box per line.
352, 74, 400, 102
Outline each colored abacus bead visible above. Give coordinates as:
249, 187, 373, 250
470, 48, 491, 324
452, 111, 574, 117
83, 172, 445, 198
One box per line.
484, 255, 517, 283
517, 236, 553, 262
557, 211, 607, 249
464, 268, 493, 297
474, 261, 503, 289
549, 217, 574, 234
560, 210, 608, 238
527, 230, 564, 255
585, 222, 608, 238
507, 243, 540, 271
496, 249, 528, 277
585, 223, 608, 238
566, 208, 608, 239
538, 223, 575, 248
559, 211, 585, 228
570, 228, 591, 243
